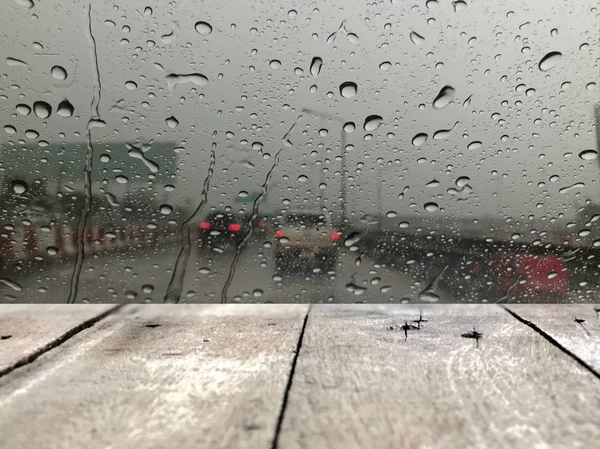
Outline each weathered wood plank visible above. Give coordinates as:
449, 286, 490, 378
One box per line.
278, 305, 600, 449
0, 305, 117, 376
0, 304, 309, 449
505, 304, 600, 373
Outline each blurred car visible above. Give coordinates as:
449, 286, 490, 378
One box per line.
491, 251, 569, 301
197, 211, 246, 252
255, 214, 277, 237
274, 211, 340, 272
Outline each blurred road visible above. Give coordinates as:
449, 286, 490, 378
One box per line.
1, 236, 426, 304
2, 233, 597, 304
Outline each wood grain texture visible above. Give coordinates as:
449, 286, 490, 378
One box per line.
0, 305, 116, 376
0, 304, 309, 449
505, 304, 600, 373
278, 304, 600, 449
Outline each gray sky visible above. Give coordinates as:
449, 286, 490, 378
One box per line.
1, 0, 598, 238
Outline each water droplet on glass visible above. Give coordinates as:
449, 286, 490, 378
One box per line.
344, 232, 361, 247
452, 1, 467, 12
4, 125, 16, 134
253, 289, 263, 297
125, 80, 137, 90
432, 85, 455, 109
0, 278, 22, 292
412, 133, 428, 146
165, 73, 208, 90
50, 65, 67, 80
433, 122, 457, 140
310, 57, 323, 76
16, 104, 31, 115
126, 291, 138, 300
12, 180, 28, 194
347, 33, 359, 44
345, 282, 366, 296
46, 246, 58, 256
409, 31, 425, 45
57, 99, 74, 117
340, 81, 357, 98
269, 59, 281, 69
426, 180, 440, 187
195, 21, 212, 35
379, 61, 391, 71
547, 272, 558, 279
386, 211, 397, 218
579, 149, 598, 160
116, 175, 129, 184
105, 192, 119, 207
456, 176, 470, 187
467, 141, 482, 150
586, 82, 597, 91
166, 116, 179, 128
33, 101, 52, 118
424, 202, 438, 212
559, 182, 584, 193
142, 284, 154, 294
538, 51, 562, 71
344, 122, 355, 132
298, 175, 308, 182
463, 95, 472, 107
25, 129, 39, 139
6, 57, 28, 67
16, 0, 34, 9
363, 115, 383, 132
160, 204, 173, 215
550, 28, 558, 37
419, 292, 439, 302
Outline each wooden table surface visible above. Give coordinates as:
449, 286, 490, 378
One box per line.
0, 304, 598, 449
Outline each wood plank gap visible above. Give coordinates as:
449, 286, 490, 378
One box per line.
503, 306, 600, 380
270, 304, 311, 449
0, 304, 124, 379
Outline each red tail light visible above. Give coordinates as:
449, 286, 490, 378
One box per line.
275, 230, 283, 239
199, 221, 211, 230
228, 223, 241, 232
473, 263, 481, 272
331, 232, 340, 241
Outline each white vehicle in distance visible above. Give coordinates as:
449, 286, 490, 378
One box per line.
274, 211, 341, 273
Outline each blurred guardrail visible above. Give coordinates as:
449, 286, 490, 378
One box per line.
0, 222, 183, 265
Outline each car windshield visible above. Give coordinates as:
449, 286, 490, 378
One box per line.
0, 0, 598, 304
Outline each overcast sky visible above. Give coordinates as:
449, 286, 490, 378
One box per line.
1, 0, 598, 237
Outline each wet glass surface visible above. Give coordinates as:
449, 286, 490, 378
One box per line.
0, 0, 598, 303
